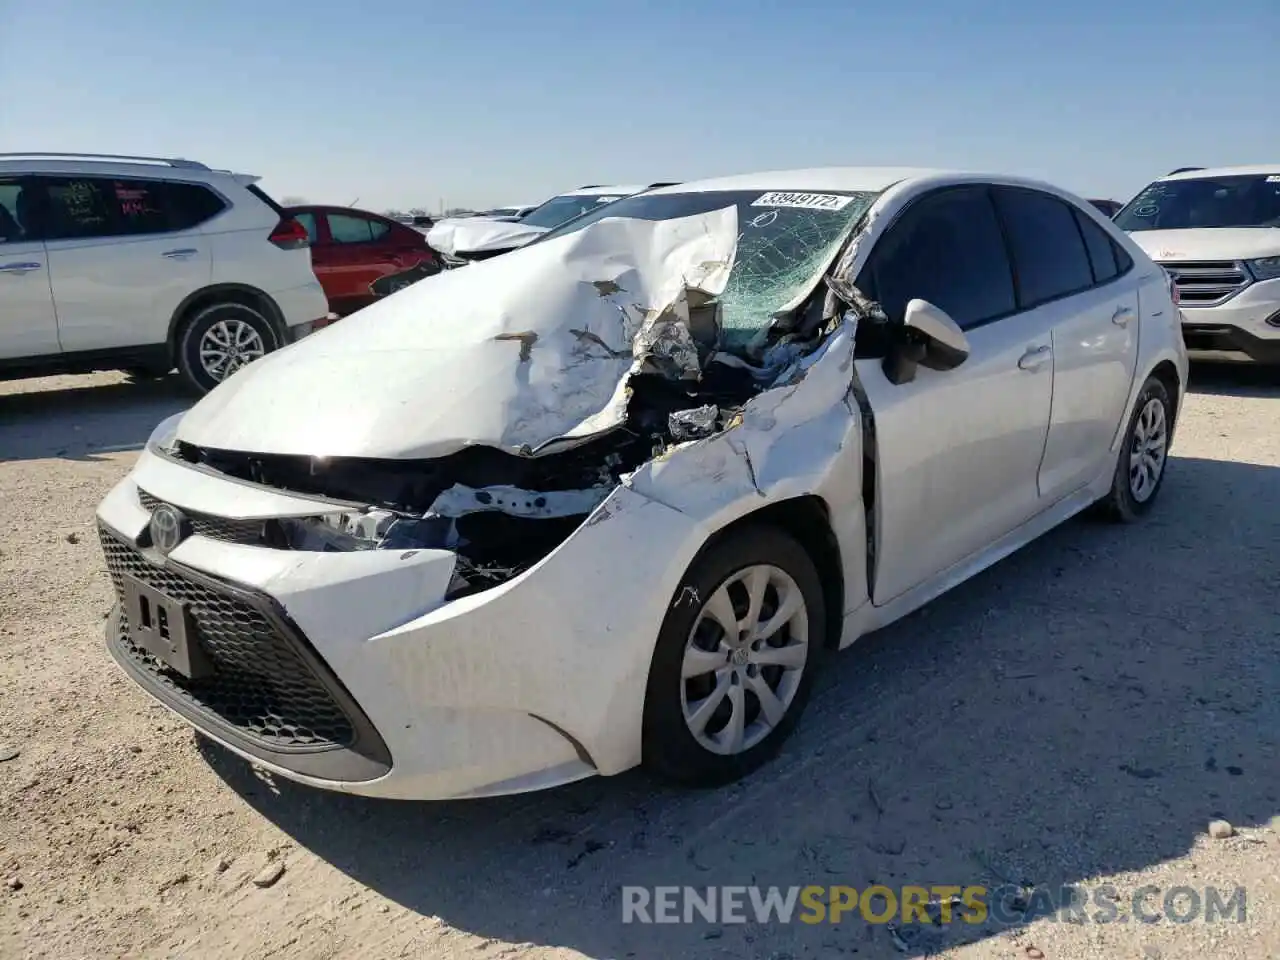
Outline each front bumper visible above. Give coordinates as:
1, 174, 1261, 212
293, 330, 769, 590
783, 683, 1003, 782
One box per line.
1179, 278, 1280, 363
96, 449, 705, 799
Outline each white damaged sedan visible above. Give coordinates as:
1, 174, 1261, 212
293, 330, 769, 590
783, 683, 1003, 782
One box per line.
96, 168, 1188, 800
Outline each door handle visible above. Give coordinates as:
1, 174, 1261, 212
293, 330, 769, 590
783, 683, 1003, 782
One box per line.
0, 262, 41, 275
161, 248, 198, 259
1112, 306, 1136, 326
1018, 345, 1051, 372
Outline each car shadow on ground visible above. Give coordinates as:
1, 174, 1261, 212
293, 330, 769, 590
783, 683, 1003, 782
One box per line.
0, 375, 189, 463
1187, 360, 1280, 398
201, 452, 1280, 959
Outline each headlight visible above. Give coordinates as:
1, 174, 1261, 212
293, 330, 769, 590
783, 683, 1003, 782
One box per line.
1246, 256, 1280, 281
146, 412, 186, 454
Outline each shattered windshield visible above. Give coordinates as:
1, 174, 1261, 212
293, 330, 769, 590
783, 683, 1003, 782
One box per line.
539, 189, 879, 348
518, 193, 629, 229
1115, 174, 1280, 230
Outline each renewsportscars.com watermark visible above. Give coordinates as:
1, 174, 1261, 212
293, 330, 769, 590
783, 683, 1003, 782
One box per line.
622, 884, 1248, 926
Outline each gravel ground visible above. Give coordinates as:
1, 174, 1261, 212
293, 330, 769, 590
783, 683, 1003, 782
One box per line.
1, 366, 1277, 960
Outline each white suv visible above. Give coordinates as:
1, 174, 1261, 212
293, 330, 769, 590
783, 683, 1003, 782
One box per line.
0, 153, 331, 393
1115, 165, 1280, 364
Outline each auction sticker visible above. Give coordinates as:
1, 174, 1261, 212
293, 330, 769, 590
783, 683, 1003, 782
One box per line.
751, 191, 854, 211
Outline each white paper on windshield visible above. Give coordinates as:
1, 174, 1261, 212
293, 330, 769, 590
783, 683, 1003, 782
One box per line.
751, 192, 854, 211
1267, 175, 1280, 183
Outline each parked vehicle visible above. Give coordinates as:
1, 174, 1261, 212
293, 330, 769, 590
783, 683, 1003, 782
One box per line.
475, 204, 538, 221
1115, 164, 1280, 363
0, 152, 330, 393
426, 183, 675, 266
1088, 198, 1122, 218
286, 204, 442, 316
97, 166, 1185, 800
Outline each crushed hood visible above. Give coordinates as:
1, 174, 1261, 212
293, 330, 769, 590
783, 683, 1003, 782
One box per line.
425, 217, 549, 256
1127, 228, 1280, 262
175, 206, 739, 460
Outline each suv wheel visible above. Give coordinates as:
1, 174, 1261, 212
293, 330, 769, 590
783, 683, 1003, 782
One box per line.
176, 303, 278, 394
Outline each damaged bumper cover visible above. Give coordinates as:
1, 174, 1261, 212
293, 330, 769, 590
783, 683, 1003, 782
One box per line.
97, 447, 712, 799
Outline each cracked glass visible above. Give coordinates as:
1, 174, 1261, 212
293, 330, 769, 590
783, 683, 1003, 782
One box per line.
537, 189, 879, 349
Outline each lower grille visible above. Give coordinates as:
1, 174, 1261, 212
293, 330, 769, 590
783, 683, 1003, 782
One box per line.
1158, 260, 1250, 307
137, 489, 265, 546
100, 526, 355, 750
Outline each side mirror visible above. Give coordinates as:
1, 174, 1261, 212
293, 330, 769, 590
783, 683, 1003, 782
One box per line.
882, 299, 971, 385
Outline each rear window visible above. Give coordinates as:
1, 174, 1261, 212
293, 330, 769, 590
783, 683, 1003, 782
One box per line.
993, 187, 1094, 307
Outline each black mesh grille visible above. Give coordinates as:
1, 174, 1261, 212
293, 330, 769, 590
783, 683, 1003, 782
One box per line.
137, 489, 265, 545
99, 526, 355, 750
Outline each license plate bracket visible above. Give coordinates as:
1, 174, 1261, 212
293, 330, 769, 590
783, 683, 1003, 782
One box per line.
120, 573, 211, 679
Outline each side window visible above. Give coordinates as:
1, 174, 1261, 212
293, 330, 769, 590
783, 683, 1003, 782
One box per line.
328, 213, 387, 244
0, 179, 27, 243
1073, 208, 1119, 284
1113, 242, 1133, 274
109, 179, 169, 235
994, 187, 1094, 307
167, 182, 227, 231
859, 186, 1016, 330
43, 178, 116, 240
292, 211, 320, 243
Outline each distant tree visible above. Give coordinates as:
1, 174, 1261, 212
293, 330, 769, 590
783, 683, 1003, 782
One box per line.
280, 195, 309, 206
408, 207, 428, 217
384, 208, 404, 219
444, 207, 474, 217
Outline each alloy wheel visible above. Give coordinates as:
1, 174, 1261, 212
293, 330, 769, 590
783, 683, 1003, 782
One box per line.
199, 318, 267, 381
680, 564, 809, 756
1129, 396, 1168, 503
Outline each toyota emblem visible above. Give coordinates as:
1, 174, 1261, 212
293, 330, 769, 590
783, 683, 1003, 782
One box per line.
149, 503, 190, 554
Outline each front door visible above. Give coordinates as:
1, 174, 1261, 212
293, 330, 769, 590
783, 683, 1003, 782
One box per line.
853, 185, 1055, 604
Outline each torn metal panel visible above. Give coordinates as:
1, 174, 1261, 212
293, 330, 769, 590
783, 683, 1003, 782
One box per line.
174, 206, 740, 461
625, 320, 859, 519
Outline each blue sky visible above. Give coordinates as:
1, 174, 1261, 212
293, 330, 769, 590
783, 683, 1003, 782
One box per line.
1, 0, 1276, 212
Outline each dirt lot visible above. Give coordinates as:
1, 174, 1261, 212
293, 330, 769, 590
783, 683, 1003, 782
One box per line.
1, 367, 1277, 960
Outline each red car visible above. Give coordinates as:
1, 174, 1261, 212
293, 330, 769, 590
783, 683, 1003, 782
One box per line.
286, 205, 441, 315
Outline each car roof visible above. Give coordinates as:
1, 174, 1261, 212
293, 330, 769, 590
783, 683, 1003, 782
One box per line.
644, 167, 953, 196
560, 184, 652, 197
1157, 164, 1280, 181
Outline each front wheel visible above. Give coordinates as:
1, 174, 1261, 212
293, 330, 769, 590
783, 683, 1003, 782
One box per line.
1099, 375, 1173, 521
642, 525, 827, 787
176, 303, 278, 395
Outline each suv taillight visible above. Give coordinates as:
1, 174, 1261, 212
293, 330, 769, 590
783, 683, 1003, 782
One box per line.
269, 218, 310, 250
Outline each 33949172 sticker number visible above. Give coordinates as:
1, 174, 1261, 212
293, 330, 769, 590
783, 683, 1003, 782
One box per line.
750, 192, 854, 211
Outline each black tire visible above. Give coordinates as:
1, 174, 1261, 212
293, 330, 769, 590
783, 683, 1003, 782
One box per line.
1098, 375, 1174, 522
641, 524, 827, 787
175, 302, 279, 395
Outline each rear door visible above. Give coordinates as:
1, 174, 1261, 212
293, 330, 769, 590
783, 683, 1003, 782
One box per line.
0, 176, 60, 359
40, 176, 215, 352
854, 185, 1056, 605
318, 211, 401, 312
991, 187, 1140, 499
